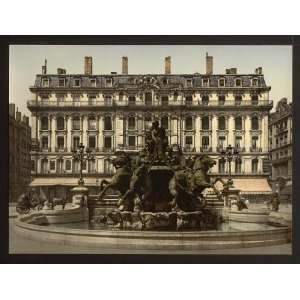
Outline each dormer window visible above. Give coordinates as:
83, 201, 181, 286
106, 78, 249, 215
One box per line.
252, 78, 258, 86
186, 79, 193, 87
74, 78, 81, 87
106, 78, 113, 87
202, 78, 209, 87
162, 78, 168, 85
58, 78, 66, 87
235, 78, 242, 87
90, 79, 96, 87
219, 78, 225, 87
42, 78, 49, 87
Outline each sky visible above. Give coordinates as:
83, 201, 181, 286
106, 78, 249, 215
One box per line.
9, 45, 292, 120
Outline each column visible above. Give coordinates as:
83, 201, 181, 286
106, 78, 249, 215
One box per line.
51, 115, 56, 152
82, 115, 88, 146
115, 114, 124, 148
261, 114, 268, 152
244, 115, 251, 152
66, 115, 72, 152
194, 115, 201, 152
211, 114, 218, 152
98, 115, 103, 149
227, 115, 234, 147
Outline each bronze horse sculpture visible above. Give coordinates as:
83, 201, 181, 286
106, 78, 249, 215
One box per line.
98, 153, 133, 202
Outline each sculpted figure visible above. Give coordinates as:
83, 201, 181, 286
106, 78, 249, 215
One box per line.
98, 152, 132, 202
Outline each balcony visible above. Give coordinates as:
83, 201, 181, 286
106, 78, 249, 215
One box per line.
200, 146, 212, 152
250, 147, 262, 152
27, 99, 273, 109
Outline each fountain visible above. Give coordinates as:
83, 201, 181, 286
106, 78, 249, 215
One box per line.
13, 121, 291, 251
88, 121, 223, 231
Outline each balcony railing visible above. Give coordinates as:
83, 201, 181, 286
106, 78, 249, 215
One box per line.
27, 99, 273, 108
250, 147, 262, 152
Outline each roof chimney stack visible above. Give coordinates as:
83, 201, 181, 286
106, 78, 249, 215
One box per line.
42, 59, 47, 75
16, 108, 21, 122
84, 56, 93, 75
165, 56, 171, 75
9, 103, 15, 118
206, 53, 213, 75
122, 56, 128, 75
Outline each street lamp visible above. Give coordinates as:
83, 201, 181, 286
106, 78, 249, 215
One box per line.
96, 178, 100, 194
220, 144, 240, 188
72, 143, 94, 186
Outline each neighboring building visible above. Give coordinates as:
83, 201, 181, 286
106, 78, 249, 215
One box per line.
269, 98, 292, 201
9, 103, 31, 202
27, 55, 273, 200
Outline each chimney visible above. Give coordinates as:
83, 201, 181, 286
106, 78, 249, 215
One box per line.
16, 108, 21, 122
255, 67, 262, 74
165, 56, 171, 75
84, 56, 93, 75
206, 53, 213, 75
9, 103, 15, 118
57, 68, 66, 75
42, 59, 47, 75
122, 56, 128, 75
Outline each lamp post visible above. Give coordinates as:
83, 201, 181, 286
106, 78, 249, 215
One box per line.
220, 144, 240, 188
72, 143, 94, 186
96, 178, 100, 194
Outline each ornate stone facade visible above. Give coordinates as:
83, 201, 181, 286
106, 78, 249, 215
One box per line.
27, 56, 273, 198
268, 98, 292, 199
9, 103, 31, 202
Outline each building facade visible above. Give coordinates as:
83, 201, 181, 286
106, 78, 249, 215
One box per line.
27, 55, 273, 199
9, 103, 31, 202
269, 98, 292, 200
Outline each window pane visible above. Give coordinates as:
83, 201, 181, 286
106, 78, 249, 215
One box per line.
185, 117, 193, 130
89, 136, 96, 149
104, 116, 112, 130
218, 117, 225, 130
57, 117, 64, 130
202, 116, 209, 130
104, 136, 112, 149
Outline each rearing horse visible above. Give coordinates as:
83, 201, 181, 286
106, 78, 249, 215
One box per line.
98, 155, 133, 201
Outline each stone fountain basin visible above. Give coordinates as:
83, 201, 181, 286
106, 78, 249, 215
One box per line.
14, 207, 291, 251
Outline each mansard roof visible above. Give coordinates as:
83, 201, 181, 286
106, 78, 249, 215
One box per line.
32, 73, 269, 90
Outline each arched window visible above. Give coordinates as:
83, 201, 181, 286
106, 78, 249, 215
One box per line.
251, 95, 258, 105
144, 115, 152, 130
219, 158, 225, 173
252, 158, 258, 173
41, 117, 48, 130
88, 116, 96, 130
251, 116, 259, 130
202, 136, 209, 149
119, 92, 124, 101
202, 95, 209, 105
218, 116, 226, 130
41, 158, 48, 174
72, 116, 80, 130
41, 136, 48, 150
129, 96, 136, 106
235, 116, 242, 130
104, 116, 112, 130
161, 116, 168, 129
174, 92, 178, 101
57, 116, 65, 130
202, 116, 210, 130
235, 158, 242, 173
185, 116, 193, 130
128, 116, 136, 130
65, 160, 71, 171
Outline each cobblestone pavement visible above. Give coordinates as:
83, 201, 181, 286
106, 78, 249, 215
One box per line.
9, 219, 292, 255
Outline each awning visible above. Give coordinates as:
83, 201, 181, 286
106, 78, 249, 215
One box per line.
29, 177, 111, 187
233, 178, 272, 193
